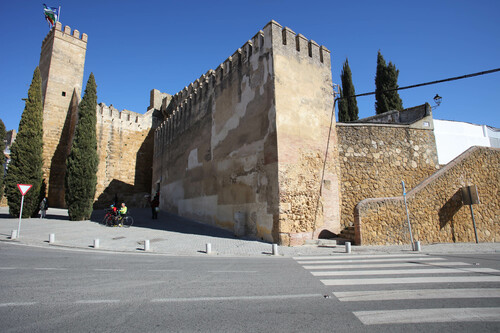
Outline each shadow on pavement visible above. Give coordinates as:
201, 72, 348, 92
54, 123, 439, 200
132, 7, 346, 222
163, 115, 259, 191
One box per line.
90, 208, 269, 244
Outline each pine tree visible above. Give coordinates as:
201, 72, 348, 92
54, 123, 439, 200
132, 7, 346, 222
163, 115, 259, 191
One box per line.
340, 58, 359, 121
0, 119, 6, 199
65, 73, 99, 221
4, 67, 44, 217
375, 51, 403, 114
337, 87, 349, 122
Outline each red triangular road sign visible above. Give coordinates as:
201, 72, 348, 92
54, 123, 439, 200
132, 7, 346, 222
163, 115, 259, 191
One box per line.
17, 184, 32, 196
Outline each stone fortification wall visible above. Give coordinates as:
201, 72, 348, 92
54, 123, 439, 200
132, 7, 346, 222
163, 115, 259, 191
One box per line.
39, 22, 88, 207
271, 23, 340, 245
355, 147, 500, 245
153, 21, 338, 244
94, 103, 154, 208
337, 123, 439, 230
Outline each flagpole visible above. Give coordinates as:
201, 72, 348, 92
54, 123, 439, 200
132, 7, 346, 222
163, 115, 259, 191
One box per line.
58, 6, 61, 22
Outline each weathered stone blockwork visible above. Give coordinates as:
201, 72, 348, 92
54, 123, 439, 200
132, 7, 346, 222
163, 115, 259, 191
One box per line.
355, 147, 500, 245
337, 123, 439, 230
94, 104, 154, 208
153, 21, 340, 245
39, 23, 155, 209
39, 22, 87, 207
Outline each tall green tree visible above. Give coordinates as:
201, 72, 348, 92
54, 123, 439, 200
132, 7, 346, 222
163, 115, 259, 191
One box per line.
65, 73, 99, 221
0, 119, 6, 199
337, 86, 349, 122
339, 59, 359, 121
375, 51, 403, 114
4, 67, 44, 217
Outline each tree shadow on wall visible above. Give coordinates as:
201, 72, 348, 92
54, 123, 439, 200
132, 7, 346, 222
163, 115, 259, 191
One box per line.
93, 179, 136, 209
47, 90, 79, 208
438, 189, 463, 242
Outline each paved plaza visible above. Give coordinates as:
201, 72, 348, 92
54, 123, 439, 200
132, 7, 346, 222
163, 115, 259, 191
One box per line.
0, 207, 498, 257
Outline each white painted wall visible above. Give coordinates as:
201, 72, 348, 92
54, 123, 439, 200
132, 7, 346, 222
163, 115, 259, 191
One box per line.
433, 119, 500, 164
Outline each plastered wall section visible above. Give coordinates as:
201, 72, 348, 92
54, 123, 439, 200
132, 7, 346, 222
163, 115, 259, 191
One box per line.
39, 22, 87, 207
337, 124, 440, 230
355, 147, 500, 245
269, 22, 341, 246
95, 103, 154, 208
153, 23, 280, 242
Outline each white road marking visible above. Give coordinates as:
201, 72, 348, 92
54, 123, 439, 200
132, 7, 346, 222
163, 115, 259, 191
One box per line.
0, 302, 37, 307
298, 257, 445, 264
75, 300, 121, 304
334, 288, 500, 302
0, 267, 18, 270
303, 261, 471, 270
354, 307, 500, 325
311, 267, 499, 276
93, 269, 124, 272
151, 294, 323, 303
294, 254, 428, 260
208, 271, 258, 273
322, 275, 500, 286
147, 269, 182, 272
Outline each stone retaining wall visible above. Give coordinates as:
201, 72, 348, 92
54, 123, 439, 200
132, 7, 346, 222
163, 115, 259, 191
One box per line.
337, 123, 439, 230
355, 146, 499, 245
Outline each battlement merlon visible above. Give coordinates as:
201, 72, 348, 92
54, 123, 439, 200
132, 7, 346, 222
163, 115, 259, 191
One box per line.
160, 20, 331, 118
264, 20, 331, 69
42, 21, 88, 49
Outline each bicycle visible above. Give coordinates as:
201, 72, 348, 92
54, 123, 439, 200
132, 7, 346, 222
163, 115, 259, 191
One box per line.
101, 209, 116, 226
120, 215, 134, 228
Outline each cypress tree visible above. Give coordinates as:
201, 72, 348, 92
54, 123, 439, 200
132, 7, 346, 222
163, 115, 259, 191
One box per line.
0, 119, 6, 199
340, 58, 359, 121
337, 87, 349, 122
65, 73, 98, 221
375, 51, 403, 114
4, 67, 44, 217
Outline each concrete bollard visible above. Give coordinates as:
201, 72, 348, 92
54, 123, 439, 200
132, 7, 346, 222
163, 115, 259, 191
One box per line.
94, 239, 100, 249
345, 242, 351, 253
414, 241, 421, 252
49, 233, 55, 244
10, 230, 17, 240
144, 240, 150, 252
272, 244, 279, 256
206, 243, 212, 254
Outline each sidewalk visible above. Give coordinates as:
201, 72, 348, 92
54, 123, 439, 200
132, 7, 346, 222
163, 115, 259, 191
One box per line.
1, 207, 498, 257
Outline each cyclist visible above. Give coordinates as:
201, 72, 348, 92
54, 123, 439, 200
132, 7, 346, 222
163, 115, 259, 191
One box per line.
115, 202, 128, 226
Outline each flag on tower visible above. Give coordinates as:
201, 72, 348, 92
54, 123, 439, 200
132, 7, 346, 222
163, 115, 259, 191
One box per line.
43, 4, 60, 27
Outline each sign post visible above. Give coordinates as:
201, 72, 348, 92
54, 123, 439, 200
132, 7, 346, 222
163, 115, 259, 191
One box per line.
16, 184, 33, 238
461, 185, 480, 243
401, 181, 415, 250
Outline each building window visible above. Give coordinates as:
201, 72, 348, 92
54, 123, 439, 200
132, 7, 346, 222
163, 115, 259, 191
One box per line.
62, 91, 66, 97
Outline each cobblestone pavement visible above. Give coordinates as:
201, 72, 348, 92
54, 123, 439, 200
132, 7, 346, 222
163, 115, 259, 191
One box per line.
1, 207, 498, 257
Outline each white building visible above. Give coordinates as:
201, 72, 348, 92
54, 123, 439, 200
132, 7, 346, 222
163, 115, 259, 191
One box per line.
433, 119, 500, 164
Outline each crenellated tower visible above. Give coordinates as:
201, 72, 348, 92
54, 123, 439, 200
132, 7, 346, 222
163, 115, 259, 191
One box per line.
39, 22, 88, 207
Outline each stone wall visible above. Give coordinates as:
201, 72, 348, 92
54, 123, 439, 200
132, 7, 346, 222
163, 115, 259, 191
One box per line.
153, 21, 339, 244
337, 123, 439, 230
272, 24, 340, 245
39, 22, 88, 207
355, 146, 500, 245
94, 103, 154, 208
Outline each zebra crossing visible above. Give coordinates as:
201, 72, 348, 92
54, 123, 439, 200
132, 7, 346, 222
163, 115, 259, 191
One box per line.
294, 253, 500, 326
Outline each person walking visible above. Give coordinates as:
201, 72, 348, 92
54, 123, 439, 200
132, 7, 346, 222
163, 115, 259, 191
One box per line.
39, 197, 48, 219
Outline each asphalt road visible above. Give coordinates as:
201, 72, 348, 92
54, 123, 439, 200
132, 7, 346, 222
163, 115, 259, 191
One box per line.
1, 242, 499, 332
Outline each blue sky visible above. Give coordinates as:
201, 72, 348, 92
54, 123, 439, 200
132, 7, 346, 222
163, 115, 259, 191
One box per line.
1, 0, 499, 131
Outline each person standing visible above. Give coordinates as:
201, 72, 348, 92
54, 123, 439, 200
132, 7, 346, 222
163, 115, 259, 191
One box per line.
39, 197, 48, 219
150, 193, 159, 219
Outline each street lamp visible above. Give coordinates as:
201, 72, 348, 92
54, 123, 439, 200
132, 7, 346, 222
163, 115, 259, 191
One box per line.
433, 94, 442, 109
